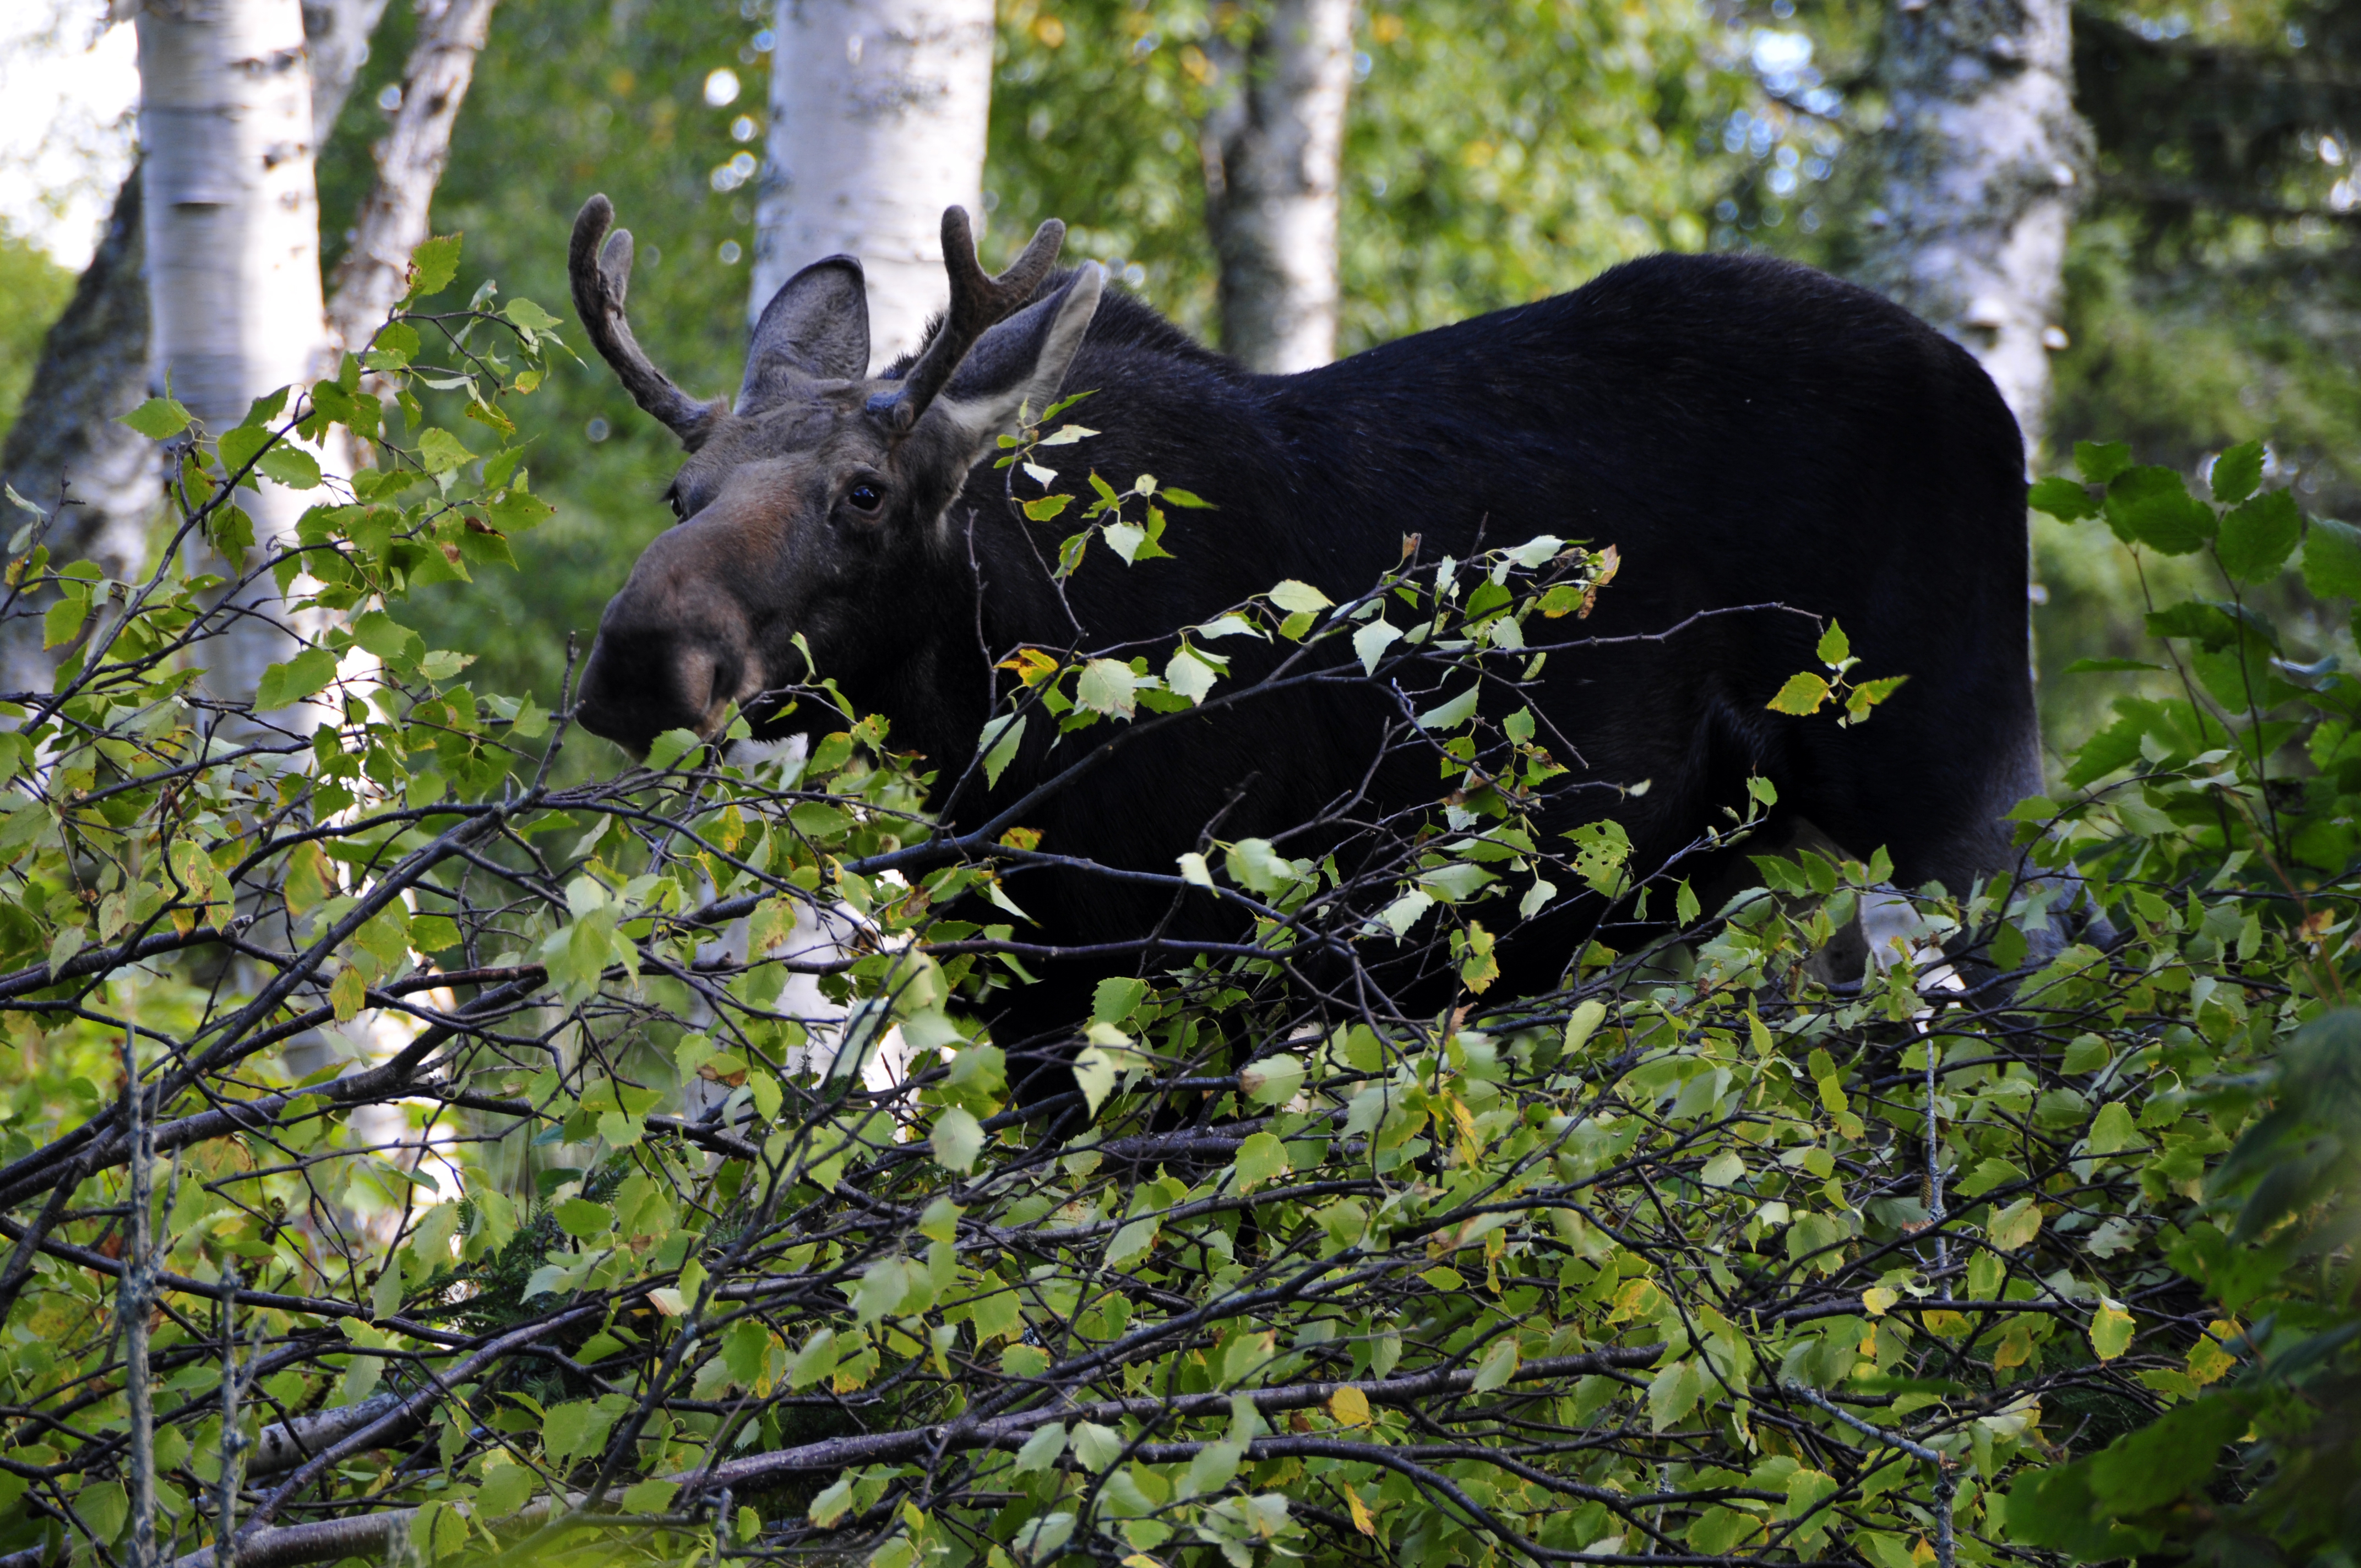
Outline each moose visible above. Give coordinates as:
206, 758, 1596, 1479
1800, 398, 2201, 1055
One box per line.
567, 195, 2048, 1059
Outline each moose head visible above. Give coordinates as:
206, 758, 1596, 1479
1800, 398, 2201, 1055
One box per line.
566, 194, 1104, 754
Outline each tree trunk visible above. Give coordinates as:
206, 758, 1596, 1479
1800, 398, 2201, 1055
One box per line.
1857, 0, 2090, 456
0, 0, 391, 694
325, 0, 499, 353
753, 0, 998, 368
0, 172, 153, 696
303, 0, 396, 140
1200, 0, 1359, 374
138, 0, 335, 720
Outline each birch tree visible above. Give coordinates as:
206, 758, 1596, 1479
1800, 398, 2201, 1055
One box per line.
1200, 0, 1358, 372
752, 0, 996, 367
137, 0, 336, 716
0, 0, 387, 691
1857, 0, 2090, 455
325, 0, 499, 352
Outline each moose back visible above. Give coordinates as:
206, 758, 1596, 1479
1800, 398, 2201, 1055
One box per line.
566, 197, 2041, 1053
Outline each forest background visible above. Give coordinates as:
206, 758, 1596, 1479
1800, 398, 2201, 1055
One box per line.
3, 0, 2357, 769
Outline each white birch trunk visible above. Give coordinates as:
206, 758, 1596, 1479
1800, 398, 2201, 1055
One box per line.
0, 0, 388, 703
752, 0, 997, 369
137, 0, 334, 717
1200, 0, 1358, 374
1859, 0, 2090, 456
325, 0, 498, 353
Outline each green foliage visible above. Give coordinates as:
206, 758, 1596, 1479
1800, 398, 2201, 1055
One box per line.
990, 0, 1747, 352
0, 224, 77, 451
0, 270, 2353, 1568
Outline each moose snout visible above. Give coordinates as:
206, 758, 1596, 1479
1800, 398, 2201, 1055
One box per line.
575, 543, 761, 754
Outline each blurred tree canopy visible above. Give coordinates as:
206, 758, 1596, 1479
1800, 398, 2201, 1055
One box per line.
0, 225, 75, 453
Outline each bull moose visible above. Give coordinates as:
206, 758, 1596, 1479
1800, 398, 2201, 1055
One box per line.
566, 195, 2047, 1058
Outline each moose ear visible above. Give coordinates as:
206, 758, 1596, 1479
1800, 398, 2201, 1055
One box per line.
922, 263, 1104, 458
739, 256, 871, 410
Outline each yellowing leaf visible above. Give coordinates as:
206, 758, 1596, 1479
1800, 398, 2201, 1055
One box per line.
1989, 1196, 2043, 1251
1328, 1385, 1372, 1428
1343, 1485, 1376, 1537
330, 965, 366, 1022
2091, 1298, 2136, 1361
1767, 671, 1831, 715
1862, 1286, 1898, 1317
2187, 1321, 2238, 1385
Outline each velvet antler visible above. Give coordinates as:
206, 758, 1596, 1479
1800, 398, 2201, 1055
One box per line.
868, 208, 1068, 433
569, 195, 724, 446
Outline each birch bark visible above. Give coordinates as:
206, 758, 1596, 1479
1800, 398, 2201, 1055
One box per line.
138, 0, 334, 718
1857, 0, 2090, 455
0, 0, 387, 698
1200, 0, 1358, 373
752, 0, 997, 369
325, 0, 499, 353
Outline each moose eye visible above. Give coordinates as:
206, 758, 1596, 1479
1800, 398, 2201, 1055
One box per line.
846, 482, 884, 513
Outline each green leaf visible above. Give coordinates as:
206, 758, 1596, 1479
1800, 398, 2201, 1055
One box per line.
2086, 1101, 2138, 1156
350, 610, 424, 663
504, 297, 563, 332
645, 728, 701, 771
2064, 657, 2164, 673
2104, 466, 2216, 554
1239, 1054, 1305, 1107
554, 1197, 610, 1239
254, 647, 340, 711
1473, 1336, 1521, 1392
1268, 578, 1332, 614
1224, 837, 1305, 895
1815, 620, 1850, 666
2302, 516, 2361, 599
2075, 439, 2134, 483
1075, 658, 1137, 718
1353, 617, 1402, 675
1014, 1423, 1068, 1474
80, 1482, 127, 1544
932, 1106, 984, 1172
2028, 475, 2099, 520
1418, 685, 1479, 729
1989, 1196, 2043, 1250
1164, 647, 1219, 704
1092, 976, 1147, 1024
1072, 1045, 1117, 1117
979, 713, 1026, 787
621, 1478, 679, 1515
2210, 439, 2264, 503
787, 1329, 838, 1389
477, 1462, 534, 1518
416, 426, 475, 475
256, 444, 322, 489
119, 398, 192, 440
1766, 672, 1830, 716
1070, 1422, 1124, 1471
807, 1474, 855, 1527
1022, 492, 1073, 521
1233, 1130, 1290, 1190
2215, 488, 2301, 580
406, 233, 463, 299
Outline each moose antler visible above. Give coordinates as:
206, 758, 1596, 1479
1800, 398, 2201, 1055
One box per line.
869, 208, 1067, 433
570, 195, 724, 446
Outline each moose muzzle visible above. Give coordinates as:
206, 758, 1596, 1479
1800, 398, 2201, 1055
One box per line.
573, 527, 762, 755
